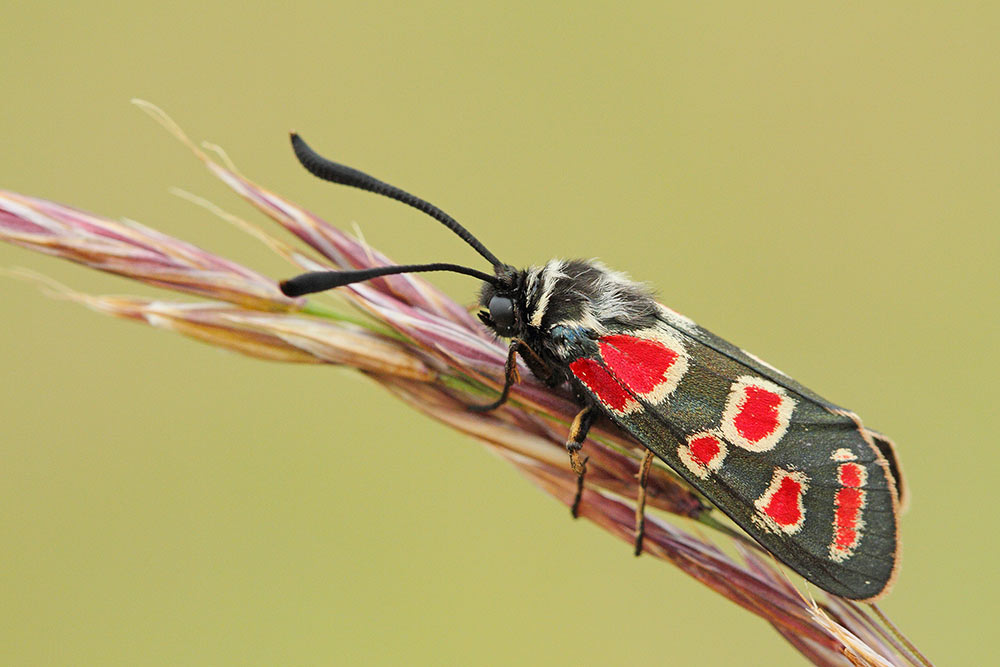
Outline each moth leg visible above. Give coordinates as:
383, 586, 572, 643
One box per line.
633, 449, 655, 556
509, 337, 552, 382
566, 405, 597, 518
467, 341, 522, 412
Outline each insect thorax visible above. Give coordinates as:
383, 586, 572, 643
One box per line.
479, 259, 661, 381
523, 259, 658, 335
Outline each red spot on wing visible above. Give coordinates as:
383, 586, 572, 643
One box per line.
722, 378, 795, 453
598, 335, 679, 395
735, 386, 782, 442
834, 488, 864, 548
762, 476, 804, 527
830, 462, 867, 561
569, 358, 633, 412
689, 435, 721, 467
838, 463, 863, 488
678, 431, 727, 479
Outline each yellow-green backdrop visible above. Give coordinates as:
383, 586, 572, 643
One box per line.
2, 3, 996, 665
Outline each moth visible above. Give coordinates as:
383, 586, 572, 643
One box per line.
280, 135, 905, 601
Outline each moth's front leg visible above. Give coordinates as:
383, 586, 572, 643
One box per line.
468, 339, 556, 412
511, 337, 561, 387
467, 341, 524, 412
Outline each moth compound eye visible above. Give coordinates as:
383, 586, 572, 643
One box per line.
488, 295, 516, 336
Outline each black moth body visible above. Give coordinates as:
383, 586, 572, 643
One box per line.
280, 135, 905, 602
479, 259, 903, 601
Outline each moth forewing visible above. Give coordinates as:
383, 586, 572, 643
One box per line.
515, 259, 901, 600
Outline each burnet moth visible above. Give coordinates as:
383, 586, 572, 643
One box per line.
280, 134, 905, 602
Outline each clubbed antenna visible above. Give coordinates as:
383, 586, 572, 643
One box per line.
280, 263, 498, 297
290, 133, 503, 269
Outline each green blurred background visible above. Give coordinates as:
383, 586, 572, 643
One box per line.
2, 3, 996, 664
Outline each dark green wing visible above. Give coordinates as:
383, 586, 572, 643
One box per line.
564, 318, 901, 601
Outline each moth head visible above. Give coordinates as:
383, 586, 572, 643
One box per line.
278, 134, 521, 336
487, 294, 516, 335
475, 264, 524, 338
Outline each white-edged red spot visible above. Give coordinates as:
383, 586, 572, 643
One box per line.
569, 357, 639, 415
677, 430, 727, 479
753, 469, 809, 535
838, 462, 866, 488
598, 329, 688, 405
831, 448, 857, 462
829, 462, 868, 562
721, 376, 796, 452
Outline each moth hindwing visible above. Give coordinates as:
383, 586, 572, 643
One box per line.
280, 138, 904, 602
